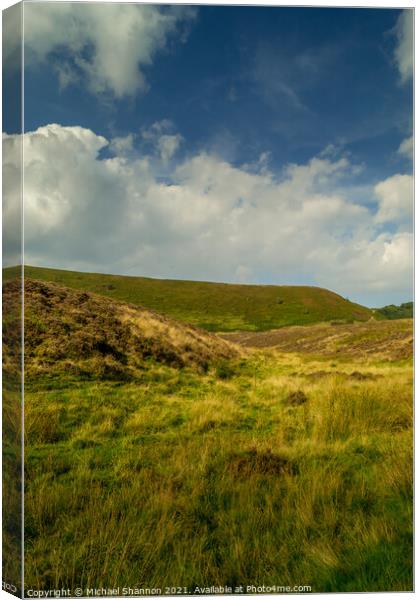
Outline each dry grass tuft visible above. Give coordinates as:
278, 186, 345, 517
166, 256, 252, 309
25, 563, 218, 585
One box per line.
228, 448, 298, 477
286, 390, 308, 405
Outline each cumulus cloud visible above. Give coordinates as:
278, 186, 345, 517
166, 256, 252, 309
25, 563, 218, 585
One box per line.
2, 132, 22, 267
3, 3, 22, 72
23, 3, 195, 98
374, 174, 413, 227
398, 135, 413, 161
109, 134, 135, 156
157, 135, 184, 164
141, 120, 183, 163
3, 123, 413, 305
393, 10, 413, 84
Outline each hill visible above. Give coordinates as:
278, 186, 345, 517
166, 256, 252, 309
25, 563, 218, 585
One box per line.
18, 266, 374, 332
375, 301, 413, 320
222, 318, 413, 361
3, 278, 238, 380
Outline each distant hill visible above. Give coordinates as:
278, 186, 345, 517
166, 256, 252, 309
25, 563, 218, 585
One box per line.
222, 318, 413, 361
3, 277, 238, 380
375, 302, 413, 320
10, 266, 375, 332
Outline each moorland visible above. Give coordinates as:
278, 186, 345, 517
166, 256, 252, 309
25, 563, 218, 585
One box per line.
2, 267, 413, 593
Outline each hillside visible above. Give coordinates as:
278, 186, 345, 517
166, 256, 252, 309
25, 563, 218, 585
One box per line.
17, 266, 374, 332
3, 278, 238, 380
222, 318, 413, 361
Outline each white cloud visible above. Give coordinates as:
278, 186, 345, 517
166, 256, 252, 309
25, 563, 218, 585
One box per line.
2, 132, 22, 267
3, 3, 22, 72
109, 134, 135, 156
157, 135, 183, 164
141, 121, 183, 163
3, 123, 413, 305
393, 10, 413, 84
23, 4, 195, 98
398, 135, 413, 161
374, 173, 413, 227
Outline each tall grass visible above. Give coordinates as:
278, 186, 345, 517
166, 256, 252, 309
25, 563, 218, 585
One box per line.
24, 352, 412, 593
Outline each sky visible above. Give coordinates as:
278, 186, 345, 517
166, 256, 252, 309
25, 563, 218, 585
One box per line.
3, 2, 413, 307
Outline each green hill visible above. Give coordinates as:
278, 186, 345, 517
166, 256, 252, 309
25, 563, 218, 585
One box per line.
12, 265, 374, 332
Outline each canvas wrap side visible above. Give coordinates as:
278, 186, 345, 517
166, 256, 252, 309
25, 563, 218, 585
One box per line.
3, 2, 23, 597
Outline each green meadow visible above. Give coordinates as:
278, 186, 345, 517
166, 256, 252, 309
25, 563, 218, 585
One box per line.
25, 352, 412, 592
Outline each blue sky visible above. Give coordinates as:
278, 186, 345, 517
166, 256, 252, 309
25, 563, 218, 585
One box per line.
22, 7, 412, 178
3, 3, 414, 306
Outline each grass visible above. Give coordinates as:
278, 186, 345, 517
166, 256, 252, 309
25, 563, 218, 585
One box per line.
223, 318, 413, 362
17, 265, 374, 332
2, 273, 23, 593
2, 272, 412, 593
24, 350, 413, 592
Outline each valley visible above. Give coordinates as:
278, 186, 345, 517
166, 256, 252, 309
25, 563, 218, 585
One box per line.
2, 270, 412, 593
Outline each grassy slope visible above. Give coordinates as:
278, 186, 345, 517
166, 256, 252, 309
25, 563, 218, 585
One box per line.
20, 266, 373, 331
9, 277, 238, 380
222, 319, 413, 361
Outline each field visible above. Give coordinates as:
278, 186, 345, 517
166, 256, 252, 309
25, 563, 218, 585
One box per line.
22, 266, 373, 331
4, 275, 409, 594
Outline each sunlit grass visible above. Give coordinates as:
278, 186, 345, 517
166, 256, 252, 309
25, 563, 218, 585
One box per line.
24, 351, 413, 593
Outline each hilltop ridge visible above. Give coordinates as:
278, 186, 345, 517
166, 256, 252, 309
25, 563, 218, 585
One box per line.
17, 266, 374, 332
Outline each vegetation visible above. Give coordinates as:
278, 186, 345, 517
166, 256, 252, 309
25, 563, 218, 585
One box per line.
223, 318, 413, 361
10, 277, 412, 593
2, 274, 22, 594
2, 274, 412, 593
375, 302, 413, 320
23, 347, 413, 593
19, 265, 373, 332
18, 278, 238, 380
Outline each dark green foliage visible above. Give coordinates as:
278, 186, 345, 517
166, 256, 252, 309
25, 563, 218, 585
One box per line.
375, 302, 413, 320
